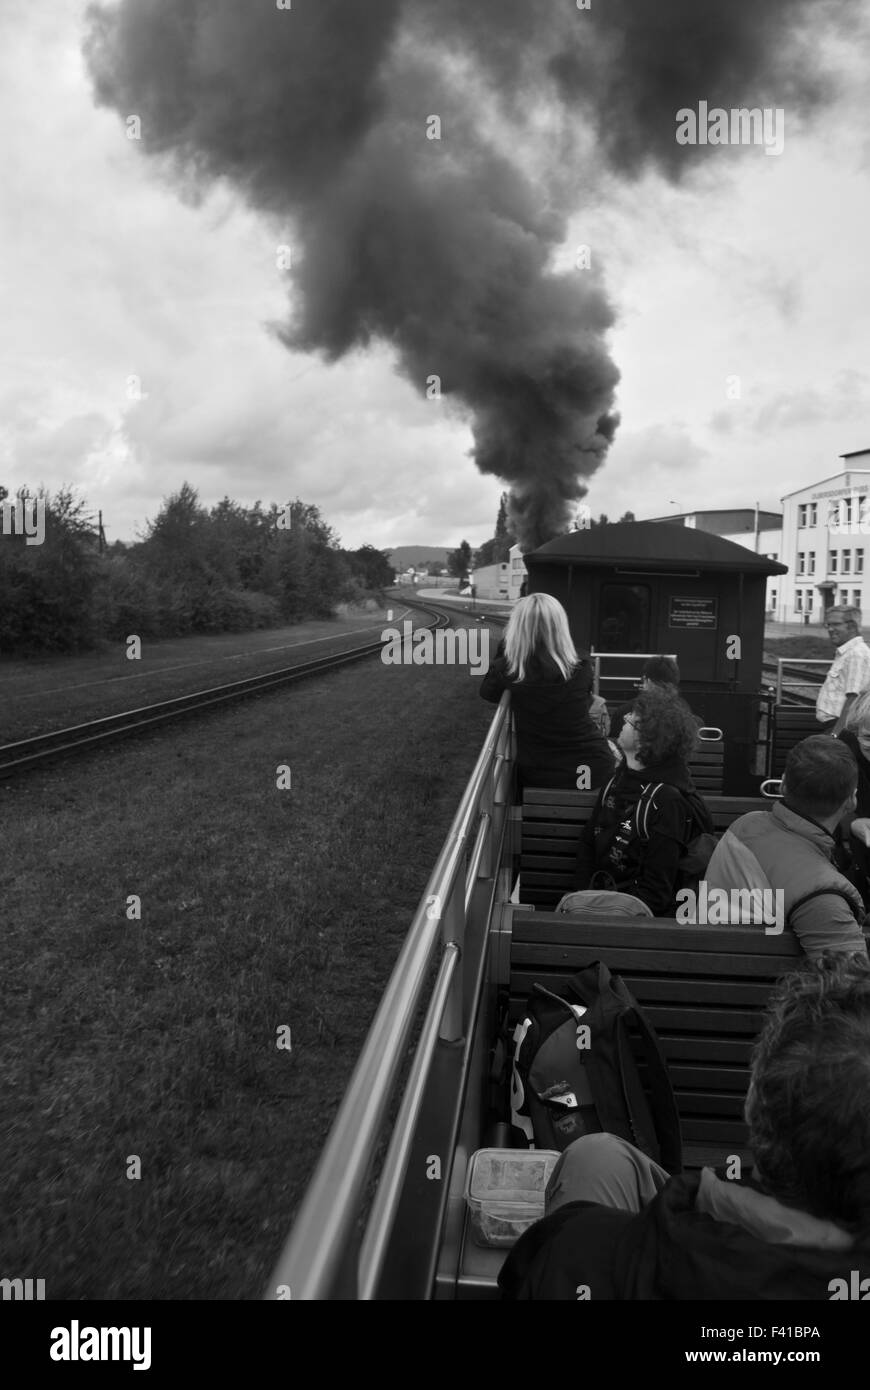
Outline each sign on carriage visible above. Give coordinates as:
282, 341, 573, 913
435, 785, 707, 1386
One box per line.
668, 596, 718, 630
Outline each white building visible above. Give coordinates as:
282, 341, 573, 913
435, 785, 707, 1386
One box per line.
471, 543, 527, 601
646, 450, 870, 623
780, 453, 870, 623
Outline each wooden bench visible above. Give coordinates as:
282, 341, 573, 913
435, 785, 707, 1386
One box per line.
770, 705, 822, 777
520, 788, 769, 911
507, 917, 803, 1171
688, 731, 725, 795
455, 908, 803, 1297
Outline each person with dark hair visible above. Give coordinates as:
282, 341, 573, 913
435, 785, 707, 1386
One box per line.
609, 654, 701, 740
572, 686, 712, 916
500, 954, 870, 1299
704, 736, 868, 958
480, 593, 615, 790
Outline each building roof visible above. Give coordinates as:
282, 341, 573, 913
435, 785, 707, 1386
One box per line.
525, 521, 787, 574
645, 508, 782, 532
781, 470, 870, 501
841, 448, 870, 460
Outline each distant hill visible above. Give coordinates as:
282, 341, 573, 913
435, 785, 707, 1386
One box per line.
386, 545, 449, 570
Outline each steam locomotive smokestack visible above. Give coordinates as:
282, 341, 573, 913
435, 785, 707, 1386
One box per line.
84, 0, 851, 550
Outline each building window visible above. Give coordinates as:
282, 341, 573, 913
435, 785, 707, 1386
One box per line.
806, 590, 814, 612
843, 551, 852, 574
797, 551, 806, 575
809, 503, 818, 526
795, 591, 803, 612
770, 589, 777, 609
830, 551, 838, 573
840, 589, 849, 606
844, 497, 854, 525
854, 590, 862, 610
808, 551, 816, 575
857, 549, 864, 575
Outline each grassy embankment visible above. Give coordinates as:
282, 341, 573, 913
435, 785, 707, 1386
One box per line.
0, 605, 403, 743
1, 619, 494, 1299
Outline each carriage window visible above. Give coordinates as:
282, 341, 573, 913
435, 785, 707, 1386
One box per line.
598, 584, 651, 653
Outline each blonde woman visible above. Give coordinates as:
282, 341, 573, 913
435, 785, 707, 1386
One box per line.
480, 593, 615, 790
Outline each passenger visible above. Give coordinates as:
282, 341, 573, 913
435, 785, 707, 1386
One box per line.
500, 954, 870, 1300
573, 686, 712, 916
479, 594, 615, 791
609, 655, 702, 741
704, 736, 868, 959
816, 605, 870, 733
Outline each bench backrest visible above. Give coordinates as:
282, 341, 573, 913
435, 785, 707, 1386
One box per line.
770, 705, 821, 777
507, 914, 803, 1167
520, 789, 769, 910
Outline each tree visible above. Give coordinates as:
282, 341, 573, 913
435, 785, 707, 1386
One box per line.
492, 492, 515, 562
348, 544, 394, 590
447, 539, 472, 580
473, 538, 496, 568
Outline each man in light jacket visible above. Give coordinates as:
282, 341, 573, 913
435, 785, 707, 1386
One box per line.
703, 737, 867, 959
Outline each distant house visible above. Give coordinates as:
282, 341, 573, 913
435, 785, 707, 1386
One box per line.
470, 543, 527, 601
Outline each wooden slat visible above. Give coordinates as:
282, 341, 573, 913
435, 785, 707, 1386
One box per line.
520, 854, 575, 873
513, 943, 798, 976
510, 916, 802, 956
656, 1036, 752, 1063
671, 1092, 746, 1117
667, 1065, 750, 1092
642, 1005, 763, 1034
681, 1117, 748, 1143
509, 971, 774, 1008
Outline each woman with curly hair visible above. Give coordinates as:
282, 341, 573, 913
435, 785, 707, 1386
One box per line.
480, 593, 615, 791
572, 685, 712, 916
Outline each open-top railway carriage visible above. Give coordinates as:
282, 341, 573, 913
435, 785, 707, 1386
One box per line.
269, 525, 846, 1301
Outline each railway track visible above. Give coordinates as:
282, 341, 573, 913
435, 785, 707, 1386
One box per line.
760, 660, 824, 708
0, 599, 452, 780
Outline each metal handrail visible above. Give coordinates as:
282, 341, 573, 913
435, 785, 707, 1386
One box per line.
588, 650, 679, 697
267, 692, 513, 1300
774, 658, 831, 703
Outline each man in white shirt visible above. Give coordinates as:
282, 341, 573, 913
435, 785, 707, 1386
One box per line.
816, 606, 870, 734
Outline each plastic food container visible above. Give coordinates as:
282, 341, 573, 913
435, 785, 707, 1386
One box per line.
465, 1148, 560, 1248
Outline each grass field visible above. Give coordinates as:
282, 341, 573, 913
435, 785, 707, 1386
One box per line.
1, 618, 495, 1299
0, 604, 407, 743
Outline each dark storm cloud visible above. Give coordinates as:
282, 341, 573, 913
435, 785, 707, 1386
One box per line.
84, 0, 856, 547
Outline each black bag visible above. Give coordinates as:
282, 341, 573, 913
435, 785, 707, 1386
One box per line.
510, 961, 683, 1172
632, 781, 718, 894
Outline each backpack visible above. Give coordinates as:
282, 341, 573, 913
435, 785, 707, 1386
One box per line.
625, 778, 718, 893
510, 961, 683, 1173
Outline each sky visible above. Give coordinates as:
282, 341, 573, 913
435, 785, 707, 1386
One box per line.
2, 1, 870, 556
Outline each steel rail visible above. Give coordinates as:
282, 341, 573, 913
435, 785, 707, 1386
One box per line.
0, 600, 451, 779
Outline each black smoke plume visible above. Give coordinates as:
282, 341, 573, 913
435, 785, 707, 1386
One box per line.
84, 0, 856, 549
